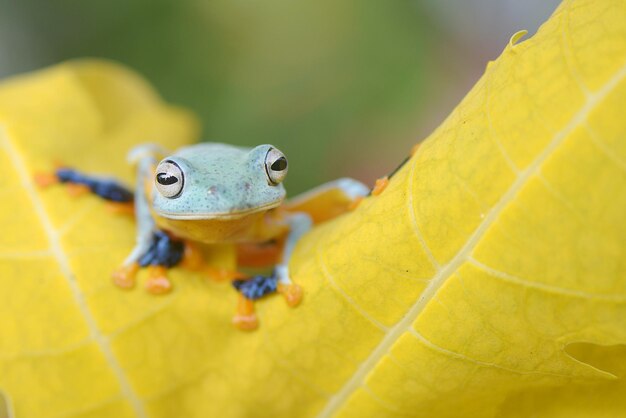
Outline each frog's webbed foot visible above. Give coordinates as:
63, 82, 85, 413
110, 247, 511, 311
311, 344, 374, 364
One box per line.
232, 294, 259, 331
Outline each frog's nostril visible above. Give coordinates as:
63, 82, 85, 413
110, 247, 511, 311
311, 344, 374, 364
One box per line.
207, 186, 218, 196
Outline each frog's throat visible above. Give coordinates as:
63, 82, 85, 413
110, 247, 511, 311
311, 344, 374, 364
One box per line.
153, 200, 283, 221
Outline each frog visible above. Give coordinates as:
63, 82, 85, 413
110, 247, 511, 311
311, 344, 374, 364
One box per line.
37, 142, 369, 330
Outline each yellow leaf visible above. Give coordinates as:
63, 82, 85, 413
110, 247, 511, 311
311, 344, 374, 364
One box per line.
1, 1, 626, 417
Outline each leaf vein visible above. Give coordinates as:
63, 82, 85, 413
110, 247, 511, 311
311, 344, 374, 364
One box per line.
316, 59, 626, 418
468, 257, 626, 302
0, 127, 147, 418
407, 152, 441, 269
584, 123, 626, 172
408, 328, 573, 378
317, 244, 389, 332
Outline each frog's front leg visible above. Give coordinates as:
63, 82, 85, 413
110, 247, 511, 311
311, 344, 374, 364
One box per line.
275, 212, 312, 307
113, 144, 181, 294
111, 205, 156, 290
283, 178, 369, 223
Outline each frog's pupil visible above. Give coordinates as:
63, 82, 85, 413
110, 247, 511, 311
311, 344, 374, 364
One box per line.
157, 173, 178, 185
271, 157, 287, 171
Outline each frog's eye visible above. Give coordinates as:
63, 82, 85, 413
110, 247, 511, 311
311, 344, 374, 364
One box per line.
265, 148, 288, 185
155, 160, 184, 198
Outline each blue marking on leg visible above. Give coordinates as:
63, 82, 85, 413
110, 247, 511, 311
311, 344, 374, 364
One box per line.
138, 231, 185, 268
232, 275, 279, 300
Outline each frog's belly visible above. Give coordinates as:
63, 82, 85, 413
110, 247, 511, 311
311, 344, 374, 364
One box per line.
154, 211, 285, 244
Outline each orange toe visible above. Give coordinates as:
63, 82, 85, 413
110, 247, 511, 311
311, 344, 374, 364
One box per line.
145, 277, 172, 295
112, 263, 138, 290
232, 314, 259, 331
278, 283, 303, 307
145, 266, 172, 295
34, 172, 59, 188
371, 176, 389, 196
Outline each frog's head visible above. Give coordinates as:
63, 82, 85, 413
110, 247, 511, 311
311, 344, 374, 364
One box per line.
151, 143, 288, 219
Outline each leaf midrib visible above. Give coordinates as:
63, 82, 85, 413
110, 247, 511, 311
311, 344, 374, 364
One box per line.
0, 128, 147, 418
317, 61, 626, 418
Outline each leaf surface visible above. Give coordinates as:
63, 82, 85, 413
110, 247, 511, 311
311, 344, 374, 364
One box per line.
1, 0, 626, 417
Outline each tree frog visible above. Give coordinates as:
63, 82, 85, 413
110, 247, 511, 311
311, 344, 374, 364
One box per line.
39, 143, 369, 330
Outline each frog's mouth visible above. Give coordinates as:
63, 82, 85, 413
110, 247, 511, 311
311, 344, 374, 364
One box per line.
154, 200, 283, 220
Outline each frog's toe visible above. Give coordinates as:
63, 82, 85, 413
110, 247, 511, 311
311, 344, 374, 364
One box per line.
232, 313, 259, 331
146, 277, 172, 294
233, 294, 258, 331
278, 283, 303, 307
112, 263, 138, 290
33, 172, 59, 188
145, 266, 172, 295
371, 176, 390, 196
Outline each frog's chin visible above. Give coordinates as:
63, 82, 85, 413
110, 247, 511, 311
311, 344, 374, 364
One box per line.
154, 200, 283, 221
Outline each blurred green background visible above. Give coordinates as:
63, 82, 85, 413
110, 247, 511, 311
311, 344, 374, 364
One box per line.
0, 0, 559, 193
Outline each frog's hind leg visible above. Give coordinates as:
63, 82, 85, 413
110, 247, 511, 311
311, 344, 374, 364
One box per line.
283, 178, 369, 223
35, 167, 134, 204
113, 144, 182, 294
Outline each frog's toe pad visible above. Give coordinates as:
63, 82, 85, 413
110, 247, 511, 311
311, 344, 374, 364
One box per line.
33, 172, 59, 188
112, 264, 138, 290
278, 283, 303, 307
145, 276, 172, 295
232, 313, 259, 331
